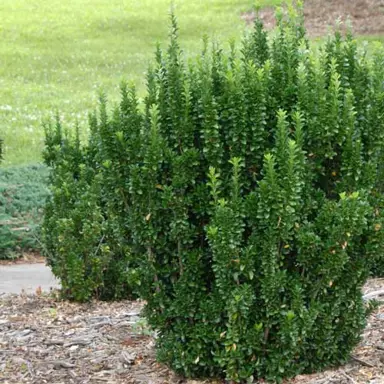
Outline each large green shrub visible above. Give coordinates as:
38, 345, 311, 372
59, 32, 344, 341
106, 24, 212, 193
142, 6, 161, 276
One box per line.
43, 4, 384, 382
129, 10, 384, 382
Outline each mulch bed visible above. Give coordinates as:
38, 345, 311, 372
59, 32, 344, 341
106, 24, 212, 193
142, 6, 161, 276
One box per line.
1, 279, 384, 383
242, 0, 384, 37
0, 253, 45, 266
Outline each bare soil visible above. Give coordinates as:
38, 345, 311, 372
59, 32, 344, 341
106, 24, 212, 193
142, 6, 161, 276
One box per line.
1, 279, 384, 383
242, 0, 384, 37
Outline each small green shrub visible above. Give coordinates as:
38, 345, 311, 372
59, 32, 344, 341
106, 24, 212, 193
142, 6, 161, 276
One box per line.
0, 164, 49, 258
42, 114, 136, 301
43, 3, 384, 382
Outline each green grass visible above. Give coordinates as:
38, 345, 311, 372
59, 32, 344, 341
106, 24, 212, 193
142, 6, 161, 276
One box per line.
0, 0, 255, 166
357, 35, 384, 44
258, 0, 282, 7
2, 0, 383, 166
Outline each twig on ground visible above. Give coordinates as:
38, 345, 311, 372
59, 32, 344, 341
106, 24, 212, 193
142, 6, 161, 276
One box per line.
64, 338, 92, 347
342, 371, 357, 384
27, 361, 35, 378
46, 360, 76, 369
351, 355, 375, 368
44, 339, 65, 346
311, 373, 338, 384
363, 289, 384, 300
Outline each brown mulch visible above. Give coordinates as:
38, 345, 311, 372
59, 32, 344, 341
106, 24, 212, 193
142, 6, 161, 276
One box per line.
1, 280, 384, 383
242, 0, 384, 37
0, 252, 45, 266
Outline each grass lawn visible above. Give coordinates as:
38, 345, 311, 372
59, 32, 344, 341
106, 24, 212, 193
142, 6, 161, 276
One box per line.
0, 0, 256, 166
1, 0, 383, 166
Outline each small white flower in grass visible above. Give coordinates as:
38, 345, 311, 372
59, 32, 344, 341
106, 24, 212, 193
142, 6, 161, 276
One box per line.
0, 105, 12, 111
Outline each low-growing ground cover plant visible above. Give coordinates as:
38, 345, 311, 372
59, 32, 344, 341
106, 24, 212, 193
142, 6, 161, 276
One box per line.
0, 164, 49, 258
43, 3, 384, 382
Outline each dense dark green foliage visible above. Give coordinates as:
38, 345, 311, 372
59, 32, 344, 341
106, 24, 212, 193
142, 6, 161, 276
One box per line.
42, 116, 136, 301
0, 164, 49, 258
43, 4, 384, 382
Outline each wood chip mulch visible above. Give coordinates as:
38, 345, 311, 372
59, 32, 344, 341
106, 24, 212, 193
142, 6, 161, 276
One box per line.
0, 253, 45, 266
1, 279, 384, 383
